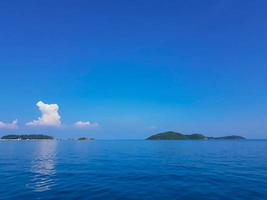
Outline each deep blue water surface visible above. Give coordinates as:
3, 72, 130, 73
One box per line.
1, 140, 267, 200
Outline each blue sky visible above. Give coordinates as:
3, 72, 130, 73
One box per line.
0, 0, 267, 139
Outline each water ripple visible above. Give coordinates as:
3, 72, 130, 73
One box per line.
1, 140, 267, 200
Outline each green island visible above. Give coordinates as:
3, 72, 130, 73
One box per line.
78, 137, 95, 141
206, 135, 245, 140
1, 134, 54, 140
146, 131, 246, 140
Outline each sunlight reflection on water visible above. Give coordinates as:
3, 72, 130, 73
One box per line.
28, 141, 57, 192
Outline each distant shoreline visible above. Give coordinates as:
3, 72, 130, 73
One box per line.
2, 138, 267, 141
1, 134, 54, 140
1, 133, 262, 141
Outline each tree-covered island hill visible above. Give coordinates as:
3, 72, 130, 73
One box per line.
1, 131, 246, 140
146, 131, 246, 140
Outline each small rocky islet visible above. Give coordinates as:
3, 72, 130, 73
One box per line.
78, 137, 95, 141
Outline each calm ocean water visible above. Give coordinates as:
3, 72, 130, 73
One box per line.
0, 140, 267, 200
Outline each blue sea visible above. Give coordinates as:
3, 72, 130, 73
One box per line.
1, 140, 267, 200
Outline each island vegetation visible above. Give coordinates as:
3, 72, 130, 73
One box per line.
146, 131, 246, 140
207, 135, 246, 140
78, 137, 95, 141
147, 131, 206, 140
1, 134, 54, 140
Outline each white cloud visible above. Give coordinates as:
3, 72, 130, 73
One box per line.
0, 120, 18, 129
27, 101, 61, 127
74, 121, 99, 128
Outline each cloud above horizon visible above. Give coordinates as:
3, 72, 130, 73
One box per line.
0, 101, 99, 130
26, 101, 61, 127
74, 121, 99, 128
0, 120, 18, 129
